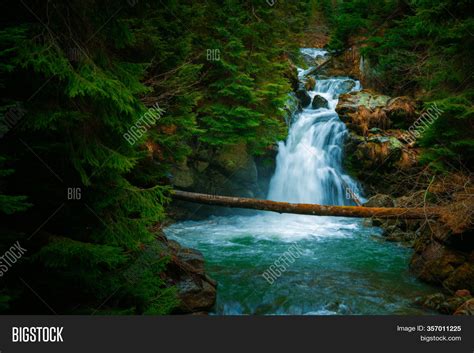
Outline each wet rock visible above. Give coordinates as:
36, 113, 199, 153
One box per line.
304, 76, 316, 91
364, 194, 395, 208
311, 94, 329, 109
170, 158, 194, 188
362, 218, 373, 227
454, 298, 474, 315
337, 90, 392, 136
410, 240, 474, 292
350, 107, 390, 135
295, 87, 312, 107
214, 143, 258, 193
337, 89, 391, 117
340, 91, 420, 179
339, 79, 356, 94
345, 133, 406, 172
283, 93, 300, 123
337, 90, 420, 137
302, 52, 328, 67
170, 142, 262, 201
157, 234, 217, 313
301, 52, 316, 66
372, 218, 384, 227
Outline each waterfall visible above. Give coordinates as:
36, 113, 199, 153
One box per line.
165, 48, 438, 315
267, 48, 364, 206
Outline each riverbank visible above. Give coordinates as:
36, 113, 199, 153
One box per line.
314, 48, 474, 315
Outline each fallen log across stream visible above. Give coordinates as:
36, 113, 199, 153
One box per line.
172, 190, 442, 219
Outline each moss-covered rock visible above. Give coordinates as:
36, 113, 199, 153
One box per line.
337, 89, 391, 119
443, 263, 474, 293
304, 76, 316, 91
170, 158, 195, 188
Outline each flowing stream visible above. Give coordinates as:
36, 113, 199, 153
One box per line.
268, 49, 363, 205
165, 49, 437, 315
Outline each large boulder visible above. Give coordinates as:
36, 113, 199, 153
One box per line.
157, 234, 217, 313
301, 51, 328, 67
337, 90, 420, 134
410, 233, 474, 293
214, 143, 258, 186
171, 142, 261, 200
337, 89, 391, 115
311, 94, 329, 109
339, 89, 420, 181
170, 158, 194, 188
282, 93, 300, 124
301, 52, 316, 66
349, 135, 403, 170
295, 87, 312, 107
336, 90, 391, 135
338, 79, 356, 94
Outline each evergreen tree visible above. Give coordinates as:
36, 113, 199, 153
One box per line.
0, 0, 311, 313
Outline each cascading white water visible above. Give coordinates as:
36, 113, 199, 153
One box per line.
165, 48, 438, 315
268, 48, 363, 206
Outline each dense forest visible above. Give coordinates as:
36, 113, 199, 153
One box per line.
0, 0, 311, 314
0, 0, 472, 315
318, 0, 473, 170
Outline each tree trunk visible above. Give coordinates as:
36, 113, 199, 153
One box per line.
306, 57, 333, 76
172, 190, 441, 219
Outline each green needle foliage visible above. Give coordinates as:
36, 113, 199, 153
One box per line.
317, 0, 474, 171
0, 0, 311, 313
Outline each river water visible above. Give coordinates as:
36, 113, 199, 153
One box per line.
165, 49, 436, 315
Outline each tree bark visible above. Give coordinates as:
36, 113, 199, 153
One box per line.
306, 57, 333, 76
172, 190, 442, 219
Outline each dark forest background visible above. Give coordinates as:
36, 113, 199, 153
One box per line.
0, 0, 472, 314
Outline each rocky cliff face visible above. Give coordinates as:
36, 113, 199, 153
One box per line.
338, 87, 474, 315
169, 142, 277, 219
336, 89, 419, 194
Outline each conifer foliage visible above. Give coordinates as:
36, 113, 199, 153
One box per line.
317, 0, 474, 171
0, 0, 311, 313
